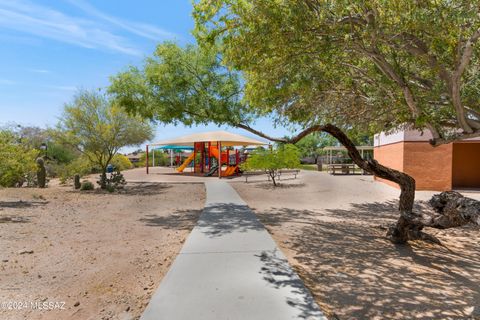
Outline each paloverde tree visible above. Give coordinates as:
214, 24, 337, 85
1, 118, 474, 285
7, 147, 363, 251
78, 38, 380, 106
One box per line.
59, 90, 153, 189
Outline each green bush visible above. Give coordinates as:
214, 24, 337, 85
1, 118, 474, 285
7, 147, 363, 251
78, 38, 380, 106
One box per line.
139, 150, 169, 167
241, 144, 300, 186
80, 181, 94, 191
47, 143, 77, 164
97, 170, 126, 191
0, 131, 37, 187
58, 156, 93, 183
111, 154, 133, 171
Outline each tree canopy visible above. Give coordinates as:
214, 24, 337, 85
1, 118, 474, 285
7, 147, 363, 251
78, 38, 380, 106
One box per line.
108, 1, 480, 242
109, 42, 250, 127
58, 90, 154, 188
296, 132, 336, 163
0, 129, 37, 187
193, 0, 480, 144
241, 144, 300, 186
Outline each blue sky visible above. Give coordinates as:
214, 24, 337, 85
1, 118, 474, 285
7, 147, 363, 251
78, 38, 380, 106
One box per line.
0, 0, 290, 150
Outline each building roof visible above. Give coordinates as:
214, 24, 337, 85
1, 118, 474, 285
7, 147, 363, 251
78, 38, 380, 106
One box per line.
149, 130, 268, 147
374, 128, 480, 147
323, 146, 373, 151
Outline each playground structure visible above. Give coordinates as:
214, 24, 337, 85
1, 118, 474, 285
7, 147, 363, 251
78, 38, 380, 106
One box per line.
146, 131, 267, 178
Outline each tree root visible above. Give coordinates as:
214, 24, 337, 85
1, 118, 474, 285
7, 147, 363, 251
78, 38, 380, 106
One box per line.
387, 191, 480, 244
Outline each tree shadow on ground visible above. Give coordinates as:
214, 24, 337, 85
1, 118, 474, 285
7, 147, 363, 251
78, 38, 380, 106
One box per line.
0, 201, 48, 208
139, 209, 202, 230
119, 182, 172, 196
255, 202, 480, 320
249, 182, 307, 191
256, 249, 326, 320
0, 216, 31, 223
71, 182, 172, 196
195, 203, 265, 237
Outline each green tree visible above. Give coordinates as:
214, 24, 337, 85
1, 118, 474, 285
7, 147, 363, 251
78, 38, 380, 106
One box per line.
194, 0, 480, 142
58, 90, 154, 189
242, 144, 300, 186
111, 154, 133, 171
192, 1, 480, 243
0, 130, 37, 187
108, 33, 475, 242
139, 150, 169, 167
108, 42, 416, 242
296, 133, 336, 164
109, 42, 247, 127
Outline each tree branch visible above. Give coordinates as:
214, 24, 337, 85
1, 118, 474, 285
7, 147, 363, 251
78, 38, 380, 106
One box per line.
455, 28, 480, 77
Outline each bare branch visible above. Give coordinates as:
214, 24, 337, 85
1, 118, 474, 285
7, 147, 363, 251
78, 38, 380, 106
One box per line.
455, 28, 480, 77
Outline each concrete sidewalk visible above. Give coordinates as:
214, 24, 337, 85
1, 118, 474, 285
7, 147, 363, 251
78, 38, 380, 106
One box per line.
141, 180, 326, 320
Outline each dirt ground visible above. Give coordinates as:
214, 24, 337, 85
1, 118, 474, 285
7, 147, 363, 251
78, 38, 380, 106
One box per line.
0, 181, 205, 320
231, 171, 480, 320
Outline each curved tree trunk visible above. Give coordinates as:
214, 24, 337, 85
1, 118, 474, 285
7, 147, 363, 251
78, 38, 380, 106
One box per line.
237, 123, 418, 243
320, 125, 417, 244
237, 122, 480, 243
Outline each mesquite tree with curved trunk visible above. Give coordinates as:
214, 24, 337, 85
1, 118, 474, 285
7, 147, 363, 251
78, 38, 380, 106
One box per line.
237, 123, 416, 243
109, 42, 479, 243
237, 122, 480, 243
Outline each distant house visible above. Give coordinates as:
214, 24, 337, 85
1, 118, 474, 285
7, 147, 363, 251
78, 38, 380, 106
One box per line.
125, 152, 142, 164
374, 129, 480, 191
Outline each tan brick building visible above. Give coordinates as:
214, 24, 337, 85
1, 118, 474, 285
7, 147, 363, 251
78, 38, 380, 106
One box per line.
373, 130, 480, 191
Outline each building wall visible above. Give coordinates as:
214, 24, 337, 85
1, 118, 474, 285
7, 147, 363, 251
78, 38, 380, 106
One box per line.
373, 142, 404, 189
452, 142, 480, 189
403, 142, 453, 191
374, 141, 453, 191
374, 128, 480, 191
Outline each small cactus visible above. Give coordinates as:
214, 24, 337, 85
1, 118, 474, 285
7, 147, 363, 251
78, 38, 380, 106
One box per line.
36, 158, 46, 188
74, 174, 81, 189
80, 181, 94, 191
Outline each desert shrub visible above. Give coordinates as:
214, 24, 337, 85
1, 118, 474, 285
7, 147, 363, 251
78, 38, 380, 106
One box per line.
97, 170, 126, 191
58, 156, 93, 183
46, 142, 77, 164
139, 150, 169, 167
80, 181, 94, 191
111, 154, 133, 171
241, 144, 300, 186
0, 130, 37, 187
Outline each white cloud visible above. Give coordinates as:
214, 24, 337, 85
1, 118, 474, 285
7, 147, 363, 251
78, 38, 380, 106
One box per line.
67, 0, 177, 41
0, 0, 160, 56
28, 69, 51, 74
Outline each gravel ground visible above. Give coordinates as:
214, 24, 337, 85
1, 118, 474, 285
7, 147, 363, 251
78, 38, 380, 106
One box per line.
0, 181, 205, 320
231, 171, 480, 320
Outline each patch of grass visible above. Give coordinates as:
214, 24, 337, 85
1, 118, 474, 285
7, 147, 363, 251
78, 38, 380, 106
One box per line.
299, 164, 318, 171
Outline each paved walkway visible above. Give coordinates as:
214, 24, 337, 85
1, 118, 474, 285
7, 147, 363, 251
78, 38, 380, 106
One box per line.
141, 180, 326, 320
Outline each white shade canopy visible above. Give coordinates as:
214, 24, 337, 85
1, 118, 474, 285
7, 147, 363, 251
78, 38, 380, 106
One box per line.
149, 130, 268, 147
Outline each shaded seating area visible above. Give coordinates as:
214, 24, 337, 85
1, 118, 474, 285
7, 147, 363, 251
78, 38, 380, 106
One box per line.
323, 146, 373, 175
